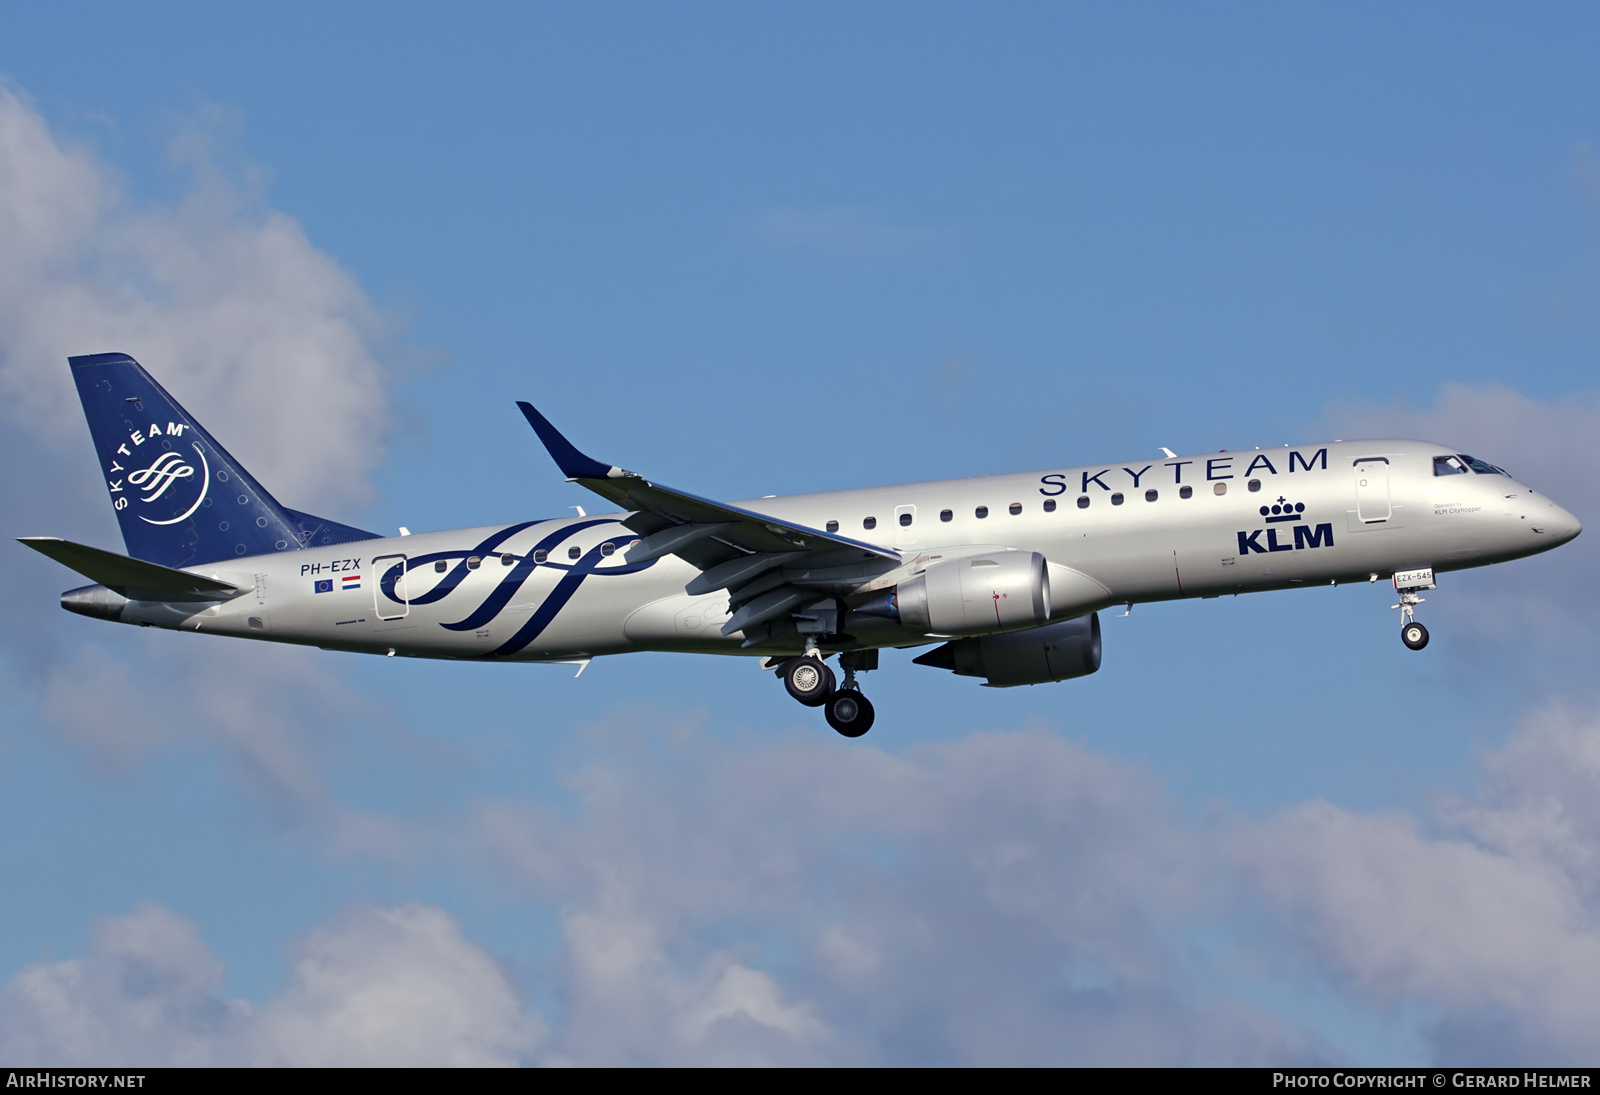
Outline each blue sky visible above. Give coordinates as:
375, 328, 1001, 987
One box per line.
2, 3, 1600, 1064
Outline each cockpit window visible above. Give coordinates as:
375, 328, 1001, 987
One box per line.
1434, 455, 1469, 476
1458, 454, 1506, 475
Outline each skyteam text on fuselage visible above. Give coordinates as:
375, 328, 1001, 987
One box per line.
21, 353, 1583, 737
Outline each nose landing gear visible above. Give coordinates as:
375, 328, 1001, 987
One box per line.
1391, 568, 1436, 651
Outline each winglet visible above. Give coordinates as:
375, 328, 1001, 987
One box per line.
516, 401, 619, 480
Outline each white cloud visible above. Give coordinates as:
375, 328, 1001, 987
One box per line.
0, 84, 390, 517
0, 903, 540, 1066
476, 720, 1324, 1065
1236, 702, 1600, 1064
34, 634, 421, 855
467, 706, 1600, 1065
0, 83, 407, 837
1, 903, 244, 1066
12, 707, 1600, 1065
250, 904, 543, 1067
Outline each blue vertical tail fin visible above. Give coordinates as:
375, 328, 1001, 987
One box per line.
68, 353, 378, 568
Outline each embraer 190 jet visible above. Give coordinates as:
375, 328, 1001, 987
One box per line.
21, 353, 1583, 737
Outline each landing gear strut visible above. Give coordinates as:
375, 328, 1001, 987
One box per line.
1391, 568, 1435, 651
826, 650, 876, 737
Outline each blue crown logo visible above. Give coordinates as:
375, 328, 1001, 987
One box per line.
1260, 497, 1305, 524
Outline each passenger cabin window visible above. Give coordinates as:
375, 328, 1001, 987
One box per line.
1111, 493, 1124, 505
1248, 479, 1261, 492
863, 516, 877, 530
1009, 503, 1022, 515
534, 550, 548, 564
467, 556, 481, 570
435, 560, 447, 573
899, 512, 913, 527
1043, 499, 1056, 512
501, 553, 514, 566
940, 509, 953, 522
1459, 454, 1506, 475
1077, 496, 1090, 509
826, 520, 839, 532
1145, 489, 1158, 502
1214, 483, 1227, 495
601, 542, 615, 556
975, 506, 989, 518
1179, 485, 1193, 499
568, 546, 581, 560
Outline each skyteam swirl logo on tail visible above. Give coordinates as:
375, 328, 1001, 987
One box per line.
103, 419, 211, 526
129, 450, 193, 501
133, 443, 210, 525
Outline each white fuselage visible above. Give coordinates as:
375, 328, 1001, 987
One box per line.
118, 440, 1581, 662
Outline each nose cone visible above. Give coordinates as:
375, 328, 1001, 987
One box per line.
1548, 504, 1583, 546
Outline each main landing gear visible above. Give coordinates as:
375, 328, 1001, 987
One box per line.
1390, 567, 1436, 651
775, 645, 877, 737
783, 654, 834, 706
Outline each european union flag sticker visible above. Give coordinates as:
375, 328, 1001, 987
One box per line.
314, 579, 333, 593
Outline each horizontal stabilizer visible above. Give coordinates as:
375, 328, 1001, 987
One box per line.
18, 537, 241, 602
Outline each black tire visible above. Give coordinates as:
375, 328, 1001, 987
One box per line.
1401, 621, 1429, 650
825, 690, 875, 737
784, 656, 836, 706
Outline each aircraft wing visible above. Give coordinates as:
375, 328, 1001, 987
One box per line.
18, 537, 243, 602
517, 402, 899, 614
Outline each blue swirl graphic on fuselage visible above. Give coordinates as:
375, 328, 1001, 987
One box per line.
406, 521, 544, 608
374, 519, 660, 658
486, 536, 659, 657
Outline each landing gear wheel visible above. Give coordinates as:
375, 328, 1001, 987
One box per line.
784, 656, 836, 707
1401, 621, 1429, 650
825, 690, 875, 737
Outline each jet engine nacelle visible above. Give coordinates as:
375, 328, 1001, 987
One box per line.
874, 550, 1051, 636
912, 613, 1102, 687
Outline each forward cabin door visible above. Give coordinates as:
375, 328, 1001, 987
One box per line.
1354, 459, 1392, 524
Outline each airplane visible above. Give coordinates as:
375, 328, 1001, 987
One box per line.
20, 353, 1584, 738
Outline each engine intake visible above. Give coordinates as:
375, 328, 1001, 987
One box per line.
912, 613, 1102, 687
860, 551, 1050, 636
